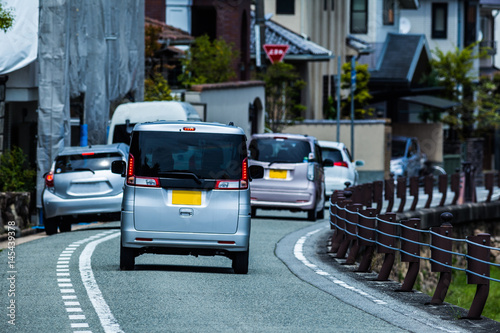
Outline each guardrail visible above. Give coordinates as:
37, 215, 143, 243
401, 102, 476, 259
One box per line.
328, 171, 500, 320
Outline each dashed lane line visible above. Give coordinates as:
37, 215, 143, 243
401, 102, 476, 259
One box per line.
56, 230, 119, 333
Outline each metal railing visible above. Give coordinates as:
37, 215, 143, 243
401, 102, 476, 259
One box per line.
328, 171, 500, 320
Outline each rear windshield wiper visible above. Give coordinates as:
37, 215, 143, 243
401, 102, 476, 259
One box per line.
158, 171, 202, 184
73, 167, 95, 174
268, 161, 293, 167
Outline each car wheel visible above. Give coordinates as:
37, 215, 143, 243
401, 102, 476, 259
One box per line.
307, 209, 317, 221
44, 217, 58, 235
317, 208, 324, 219
251, 207, 256, 218
120, 241, 136, 271
59, 218, 72, 232
232, 250, 249, 274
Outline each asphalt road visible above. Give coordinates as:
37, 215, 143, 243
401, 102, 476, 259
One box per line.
5, 201, 499, 333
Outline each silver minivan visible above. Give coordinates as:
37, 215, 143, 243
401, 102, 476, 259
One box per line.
111, 122, 252, 274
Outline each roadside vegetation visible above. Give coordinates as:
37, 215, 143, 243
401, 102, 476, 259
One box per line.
444, 266, 500, 321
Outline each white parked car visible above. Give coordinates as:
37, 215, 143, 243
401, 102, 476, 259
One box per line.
318, 141, 364, 197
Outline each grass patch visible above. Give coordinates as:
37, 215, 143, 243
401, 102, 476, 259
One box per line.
445, 266, 500, 321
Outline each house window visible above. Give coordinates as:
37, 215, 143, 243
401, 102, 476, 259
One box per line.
432, 3, 447, 39
276, 0, 295, 15
350, 0, 367, 34
383, 0, 394, 25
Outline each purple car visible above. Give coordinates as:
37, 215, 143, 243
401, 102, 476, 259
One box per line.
248, 133, 329, 221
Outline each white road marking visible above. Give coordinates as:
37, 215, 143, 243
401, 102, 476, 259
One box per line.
293, 228, 388, 305
56, 230, 118, 333
79, 231, 124, 333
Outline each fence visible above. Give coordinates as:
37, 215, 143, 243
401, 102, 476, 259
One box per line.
328, 170, 500, 320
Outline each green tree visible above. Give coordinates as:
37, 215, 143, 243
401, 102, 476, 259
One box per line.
143, 23, 175, 101
259, 62, 306, 133
178, 35, 239, 87
0, 1, 14, 33
0, 147, 36, 192
340, 61, 373, 119
144, 73, 174, 101
430, 43, 497, 140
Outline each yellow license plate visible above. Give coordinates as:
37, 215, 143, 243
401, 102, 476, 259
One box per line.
269, 169, 287, 179
172, 190, 202, 205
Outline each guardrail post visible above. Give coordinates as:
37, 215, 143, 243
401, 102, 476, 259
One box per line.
409, 176, 419, 211
451, 170, 461, 205
465, 233, 491, 319
397, 218, 421, 292
336, 199, 358, 260
376, 212, 397, 281
373, 181, 383, 214
385, 177, 394, 213
430, 212, 453, 305
328, 191, 346, 253
424, 175, 433, 208
396, 177, 407, 213
438, 174, 448, 207
345, 203, 363, 265
362, 183, 373, 208
331, 193, 352, 256
484, 172, 494, 203
356, 207, 377, 272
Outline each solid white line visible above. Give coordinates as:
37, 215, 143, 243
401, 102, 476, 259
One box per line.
293, 228, 388, 306
79, 231, 123, 333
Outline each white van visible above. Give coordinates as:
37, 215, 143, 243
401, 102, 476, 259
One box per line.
107, 101, 202, 144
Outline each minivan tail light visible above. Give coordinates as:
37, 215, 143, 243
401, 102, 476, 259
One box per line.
307, 163, 315, 181
334, 161, 348, 168
125, 154, 160, 187
215, 158, 248, 190
45, 171, 54, 187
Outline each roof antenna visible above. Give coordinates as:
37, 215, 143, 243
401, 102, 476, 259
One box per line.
228, 122, 234, 126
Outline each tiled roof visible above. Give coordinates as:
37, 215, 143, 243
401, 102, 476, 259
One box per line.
369, 33, 430, 84
145, 17, 194, 45
250, 12, 333, 61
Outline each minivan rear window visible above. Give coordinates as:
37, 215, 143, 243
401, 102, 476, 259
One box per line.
130, 131, 246, 180
249, 138, 312, 163
55, 153, 122, 173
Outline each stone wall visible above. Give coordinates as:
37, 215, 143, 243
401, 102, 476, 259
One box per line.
0, 192, 31, 234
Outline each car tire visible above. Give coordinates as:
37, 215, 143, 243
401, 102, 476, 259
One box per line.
250, 207, 256, 218
232, 250, 249, 274
317, 208, 324, 219
59, 219, 72, 232
307, 209, 317, 221
44, 217, 58, 235
120, 241, 136, 271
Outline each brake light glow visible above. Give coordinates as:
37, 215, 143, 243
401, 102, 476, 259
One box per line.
183, 127, 196, 131
126, 154, 135, 185
334, 161, 348, 168
82, 152, 95, 156
45, 171, 54, 187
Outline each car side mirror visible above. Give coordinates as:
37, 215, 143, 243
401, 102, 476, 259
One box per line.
249, 165, 264, 180
355, 160, 365, 167
111, 160, 126, 176
323, 159, 334, 167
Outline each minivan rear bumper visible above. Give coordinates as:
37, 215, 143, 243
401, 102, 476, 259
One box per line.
121, 211, 250, 252
250, 188, 315, 210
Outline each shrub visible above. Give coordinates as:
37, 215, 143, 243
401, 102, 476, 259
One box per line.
0, 147, 36, 192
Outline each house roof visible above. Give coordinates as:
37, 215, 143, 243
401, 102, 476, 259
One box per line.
369, 33, 431, 87
145, 17, 194, 46
250, 12, 333, 62
400, 95, 460, 110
